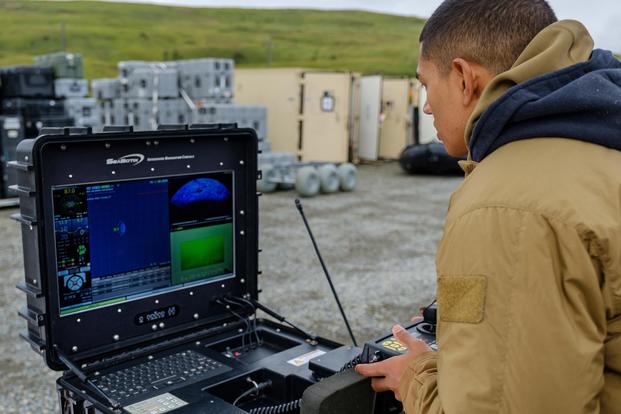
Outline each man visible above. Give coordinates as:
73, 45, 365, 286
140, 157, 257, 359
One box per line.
356, 1, 621, 413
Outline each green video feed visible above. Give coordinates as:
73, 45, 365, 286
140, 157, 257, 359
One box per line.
181, 236, 225, 270
170, 223, 234, 285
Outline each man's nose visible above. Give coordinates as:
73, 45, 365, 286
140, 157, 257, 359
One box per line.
423, 100, 432, 115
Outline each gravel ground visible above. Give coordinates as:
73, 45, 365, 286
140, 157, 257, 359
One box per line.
0, 162, 461, 413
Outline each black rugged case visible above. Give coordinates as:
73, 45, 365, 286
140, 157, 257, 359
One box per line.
11, 124, 260, 371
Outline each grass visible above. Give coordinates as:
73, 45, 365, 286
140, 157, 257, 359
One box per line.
0, 1, 425, 79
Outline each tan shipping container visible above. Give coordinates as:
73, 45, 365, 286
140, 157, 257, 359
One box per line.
235, 68, 302, 155
235, 68, 360, 163
379, 78, 415, 159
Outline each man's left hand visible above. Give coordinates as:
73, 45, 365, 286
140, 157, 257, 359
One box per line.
355, 324, 431, 401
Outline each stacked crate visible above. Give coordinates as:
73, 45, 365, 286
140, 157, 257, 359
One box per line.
91, 78, 121, 125
90, 58, 268, 151
36, 52, 102, 131
175, 58, 234, 103
0, 65, 73, 137
0, 64, 64, 199
0, 116, 24, 198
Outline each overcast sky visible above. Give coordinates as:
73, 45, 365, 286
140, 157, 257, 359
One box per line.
107, 0, 621, 53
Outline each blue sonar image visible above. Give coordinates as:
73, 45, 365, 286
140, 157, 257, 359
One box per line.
171, 178, 231, 208
86, 180, 170, 278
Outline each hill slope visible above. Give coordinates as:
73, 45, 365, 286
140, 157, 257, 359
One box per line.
0, 1, 425, 79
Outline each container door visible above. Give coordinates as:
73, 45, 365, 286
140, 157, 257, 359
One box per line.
379, 78, 411, 159
418, 87, 438, 144
358, 75, 383, 161
300, 72, 352, 163
235, 68, 301, 155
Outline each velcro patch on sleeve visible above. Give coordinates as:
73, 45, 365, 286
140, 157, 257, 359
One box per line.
438, 275, 487, 324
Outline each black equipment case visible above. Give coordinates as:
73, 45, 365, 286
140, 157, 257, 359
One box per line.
11, 124, 383, 414
0, 66, 55, 99
0, 98, 72, 138
0, 115, 24, 198
1, 98, 66, 118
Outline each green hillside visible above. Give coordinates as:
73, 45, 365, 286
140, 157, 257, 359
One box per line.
0, 1, 425, 79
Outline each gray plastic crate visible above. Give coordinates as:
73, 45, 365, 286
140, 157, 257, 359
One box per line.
174, 58, 234, 101
64, 98, 102, 130
234, 105, 267, 141
124, 98, 154, 131
54, 79, 88, 99
156, 98, 188, 125
120, 66, 179, 99
258, 140, 271, 152
99, 100, 114, 125
257, 151, 297, 169
190, 103, 266, 140
109, 98, 187, 130
117, 60, 149, 78
112, 99, 128, 126
188, 103, 233, 124
34, 52, 84, 79
91, 78, 121, 100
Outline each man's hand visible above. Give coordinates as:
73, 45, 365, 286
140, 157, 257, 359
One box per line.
355, 325, 431, 401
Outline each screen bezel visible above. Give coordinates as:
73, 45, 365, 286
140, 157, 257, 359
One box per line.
32, 129, 258, 368
50, 170, 237, 318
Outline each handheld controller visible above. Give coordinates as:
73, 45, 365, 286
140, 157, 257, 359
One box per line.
361, 304, 437, 363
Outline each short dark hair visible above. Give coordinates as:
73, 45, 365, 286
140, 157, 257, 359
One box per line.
420, 0, 558, 75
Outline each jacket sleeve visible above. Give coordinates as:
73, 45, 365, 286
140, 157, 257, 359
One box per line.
400, 206, 606, 414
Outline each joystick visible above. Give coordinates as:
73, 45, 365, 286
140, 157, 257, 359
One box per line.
360, 303, 437, 363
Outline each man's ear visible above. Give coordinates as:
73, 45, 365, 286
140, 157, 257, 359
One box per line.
451, 58, 477, 107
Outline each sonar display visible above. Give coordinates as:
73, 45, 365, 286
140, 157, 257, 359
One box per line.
171, 178, 231, 207
52, 171, 234, 316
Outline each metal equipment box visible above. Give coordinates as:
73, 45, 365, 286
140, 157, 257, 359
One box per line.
233, 105, 267, 142
55, 79, 89, 99
125, 98, 155, 131
118, 60, 149, 78
35, 52, 84, 79
9, 125, 363, 414
188, 104, 266, 140
176, 58, 234, 101
112, 98, 129, 126
120, 67, 179, 99
0, 116, 24, 198
156, 98, 188, 125
64, 98, 102, 130
0, 66, 55, 99
92, 79, 122, 101
112, 98, 154, 131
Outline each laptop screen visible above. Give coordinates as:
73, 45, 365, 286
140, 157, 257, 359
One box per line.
51, 171, 235, 317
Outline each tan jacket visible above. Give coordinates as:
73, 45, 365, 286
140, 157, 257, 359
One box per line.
400, 21, 621, 413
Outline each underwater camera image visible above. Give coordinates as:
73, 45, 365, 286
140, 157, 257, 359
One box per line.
168, 172, 233, 225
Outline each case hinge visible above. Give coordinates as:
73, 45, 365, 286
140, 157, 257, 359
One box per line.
10, 213, 37, 227
16, 281, 44, 298
7, 160, 32, 171
9, 185, 35, 197
18, 306, 46, 326
20, 331, 45, 353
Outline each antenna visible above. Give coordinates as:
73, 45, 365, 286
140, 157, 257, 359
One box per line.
295, 199, 358, 346
265, 36, 273, 67
60, 22, 66, 51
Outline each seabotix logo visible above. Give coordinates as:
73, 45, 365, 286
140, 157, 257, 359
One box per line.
106, 153, 145, 166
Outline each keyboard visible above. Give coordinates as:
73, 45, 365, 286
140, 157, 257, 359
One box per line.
91, 350, 231, 403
